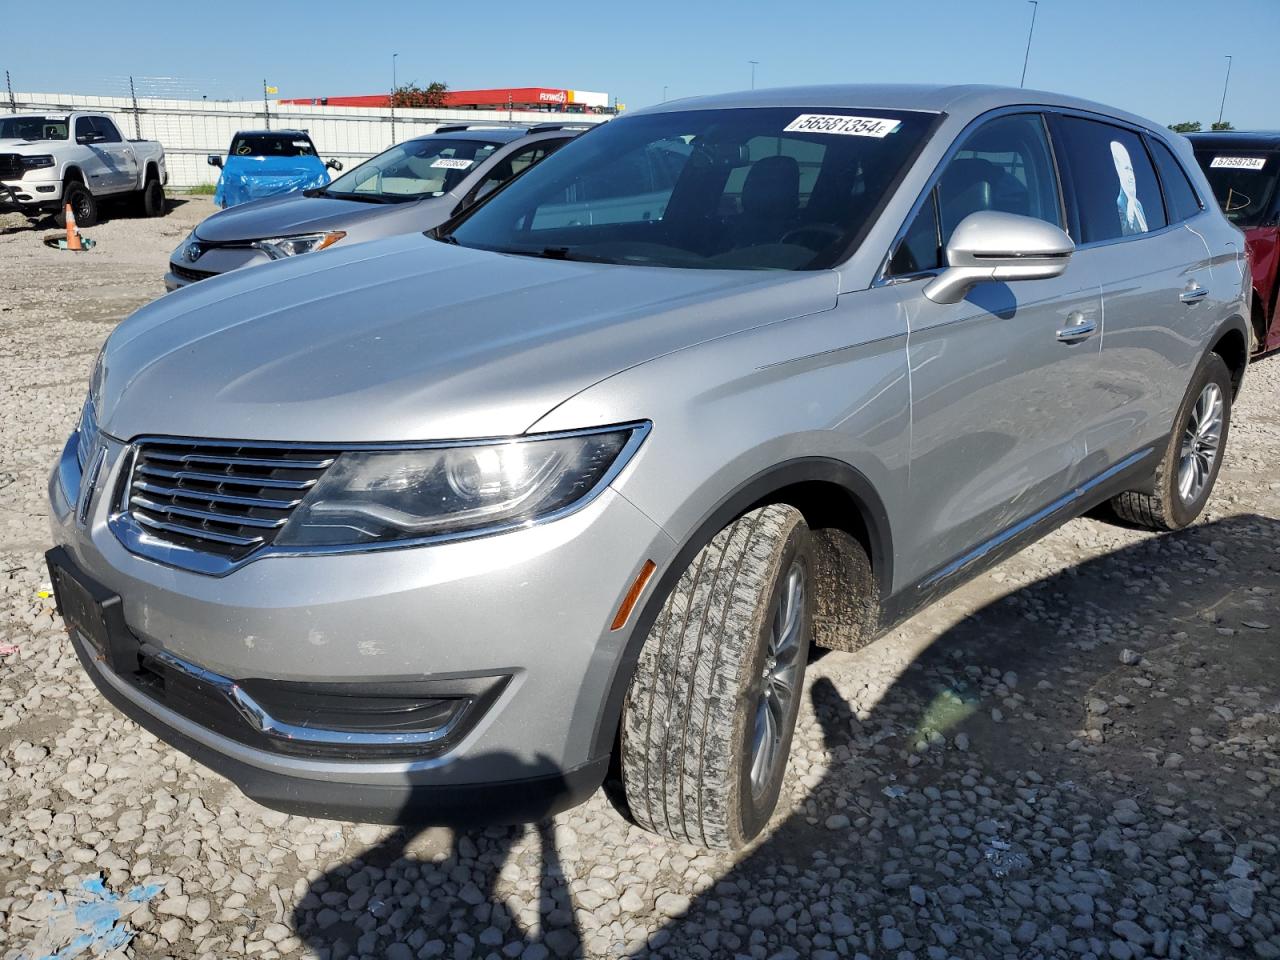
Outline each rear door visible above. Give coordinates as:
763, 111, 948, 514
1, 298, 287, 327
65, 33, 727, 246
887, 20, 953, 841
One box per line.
1048, 115, 1213, 462
885, 112, 1106, 583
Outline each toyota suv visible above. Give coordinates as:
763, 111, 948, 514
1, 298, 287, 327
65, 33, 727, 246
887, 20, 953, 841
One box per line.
50, 85, 1249, 850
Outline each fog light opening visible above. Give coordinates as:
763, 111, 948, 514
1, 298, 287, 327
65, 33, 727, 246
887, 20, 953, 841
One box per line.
610, 560, 657, 631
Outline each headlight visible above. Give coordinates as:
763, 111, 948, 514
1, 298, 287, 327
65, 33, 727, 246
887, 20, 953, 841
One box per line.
76, 348, 106, 470
253, 231, 346, 260
21, 155, 55, 171
275, 423, 648, 547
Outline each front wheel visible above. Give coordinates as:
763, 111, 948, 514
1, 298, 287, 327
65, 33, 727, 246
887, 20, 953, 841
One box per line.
55, 181, 97, 228
1110, 352, 1232, 530
619, 504, 813, 849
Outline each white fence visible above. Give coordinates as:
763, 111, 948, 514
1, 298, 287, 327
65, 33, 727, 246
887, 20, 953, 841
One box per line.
11, 92, 607, 188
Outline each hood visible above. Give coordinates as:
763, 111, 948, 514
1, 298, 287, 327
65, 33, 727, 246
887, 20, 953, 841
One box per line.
99, 233, 838, 443
212, 154, 331, 209
0, 139, 57, 151
194, 189, 428, 242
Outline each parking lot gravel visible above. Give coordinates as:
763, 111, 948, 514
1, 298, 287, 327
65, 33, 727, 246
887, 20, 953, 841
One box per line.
1, 201, 1278, 960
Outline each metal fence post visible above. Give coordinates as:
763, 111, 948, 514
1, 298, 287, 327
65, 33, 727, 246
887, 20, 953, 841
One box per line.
129, 75, 142, 139
263, 79, 270, 131
5, 71, 16, 114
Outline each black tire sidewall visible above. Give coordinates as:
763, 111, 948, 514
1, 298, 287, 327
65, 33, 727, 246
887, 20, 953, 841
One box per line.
63, 182, 97, 228
732, 524, 814, 842
1165, 353, 1232, 528
143, 178, 164, 217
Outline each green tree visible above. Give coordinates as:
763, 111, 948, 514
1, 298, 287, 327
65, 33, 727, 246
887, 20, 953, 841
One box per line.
1211, 120, 1235, 131
391, 82, 450, 109
1168, 121, 1202, 133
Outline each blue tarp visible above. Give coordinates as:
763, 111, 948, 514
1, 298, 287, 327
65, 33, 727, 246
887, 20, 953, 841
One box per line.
213, 154, 330, 209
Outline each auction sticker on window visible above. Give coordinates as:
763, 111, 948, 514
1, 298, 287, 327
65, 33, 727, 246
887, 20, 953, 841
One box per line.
1210, 156, 1267, 170
431, 158, 474, 170
784, 114, 901, 138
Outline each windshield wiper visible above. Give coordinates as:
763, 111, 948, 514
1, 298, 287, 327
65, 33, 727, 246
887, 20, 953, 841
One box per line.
497, 246, 615, 263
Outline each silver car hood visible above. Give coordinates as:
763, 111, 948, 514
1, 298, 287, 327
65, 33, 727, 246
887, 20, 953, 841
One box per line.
194, 191, 449, 242
100, 232, 838, 443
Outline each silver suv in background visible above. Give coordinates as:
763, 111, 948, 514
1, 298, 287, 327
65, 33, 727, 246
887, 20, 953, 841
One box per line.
164, 123, 589, 290
52, 85, 1248, 849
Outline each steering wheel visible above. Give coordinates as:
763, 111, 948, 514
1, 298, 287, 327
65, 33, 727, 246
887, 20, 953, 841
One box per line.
779, 222, 845, 249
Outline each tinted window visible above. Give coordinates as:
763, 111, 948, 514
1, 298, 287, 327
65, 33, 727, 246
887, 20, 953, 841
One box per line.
74, 116, 95, 142
937, 113, 1061, 244
448, 107, 935, 271
229, 134, 318, 158
1055, 118, 1166, 242
1148, 138, 1201, 222
0, 115, 68, 140
1192, 150, 1279, 228
888, 194, 941, 274
92, 117, 122, 143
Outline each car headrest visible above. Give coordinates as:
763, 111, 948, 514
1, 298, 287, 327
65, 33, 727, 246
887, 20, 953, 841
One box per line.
742, 155, 800, 220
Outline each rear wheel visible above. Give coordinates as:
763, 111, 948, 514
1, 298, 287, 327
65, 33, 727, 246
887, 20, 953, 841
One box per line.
619, 504, 813, 849
55, 181, 97, 228
1110, 352, 1232, 530
138, 175, 165, 217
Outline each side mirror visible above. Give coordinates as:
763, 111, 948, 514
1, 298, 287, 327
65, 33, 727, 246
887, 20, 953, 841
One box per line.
77, 132, 104, 145
207, 155, 223, 168
924, 210, 1074, 305
325, 159, 344, 171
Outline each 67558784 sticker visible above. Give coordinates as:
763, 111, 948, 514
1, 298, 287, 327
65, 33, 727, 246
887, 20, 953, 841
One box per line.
783, 114, 902, 138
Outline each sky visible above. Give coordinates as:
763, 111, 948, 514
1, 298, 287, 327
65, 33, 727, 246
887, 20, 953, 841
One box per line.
3, 0, 1276, 129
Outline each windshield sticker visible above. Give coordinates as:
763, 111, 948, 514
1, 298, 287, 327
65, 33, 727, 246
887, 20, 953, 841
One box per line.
1111, 140, 1149, 236
783, 114, 901, 138
431, 158, 474, 170
1210, 156, 1267, 171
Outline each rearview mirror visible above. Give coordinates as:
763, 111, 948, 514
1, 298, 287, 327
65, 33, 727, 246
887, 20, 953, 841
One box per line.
924, 211, 1074, 305
207, 154, 223, 168
326, 159, 344, 171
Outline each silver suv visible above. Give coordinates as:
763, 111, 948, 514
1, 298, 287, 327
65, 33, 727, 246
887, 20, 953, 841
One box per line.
165, 124, 585, 290
49, 85, 1249, 849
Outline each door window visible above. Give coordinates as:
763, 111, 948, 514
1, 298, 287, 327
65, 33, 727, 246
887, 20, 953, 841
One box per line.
888, 193, 941, 274
74, 117, 96, 143
936, 113, 1062, 243
1054, 117, 1166, 242
1147, 138, 1202, 223
92, 117, 122, 143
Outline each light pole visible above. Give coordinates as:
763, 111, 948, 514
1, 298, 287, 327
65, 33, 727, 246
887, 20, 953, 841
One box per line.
390, 52, 398, 145
749, 60, 759, 90
1020, 0, 1039, 88
662, 85, 668, 102
1217, 55, 1233, 127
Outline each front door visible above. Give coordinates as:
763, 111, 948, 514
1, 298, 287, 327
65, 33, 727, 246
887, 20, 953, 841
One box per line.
882, 112, 1106, 588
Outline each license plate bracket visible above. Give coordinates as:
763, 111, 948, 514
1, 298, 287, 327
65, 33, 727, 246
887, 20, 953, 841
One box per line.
46, 547, 140, 675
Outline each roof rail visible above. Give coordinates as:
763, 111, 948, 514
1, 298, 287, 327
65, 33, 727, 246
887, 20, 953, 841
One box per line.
433, 123, 519, 134
526, 122, 597, 134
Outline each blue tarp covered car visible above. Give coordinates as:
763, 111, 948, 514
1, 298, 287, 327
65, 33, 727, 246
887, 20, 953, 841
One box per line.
209, 130, 342, 208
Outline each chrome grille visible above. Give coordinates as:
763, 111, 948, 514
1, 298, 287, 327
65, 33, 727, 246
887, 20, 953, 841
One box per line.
126, 440, 336, 560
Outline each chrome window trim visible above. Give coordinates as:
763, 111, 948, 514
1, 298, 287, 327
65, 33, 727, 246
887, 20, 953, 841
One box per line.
106, 420, 652, 577
873, 103, 1211, 288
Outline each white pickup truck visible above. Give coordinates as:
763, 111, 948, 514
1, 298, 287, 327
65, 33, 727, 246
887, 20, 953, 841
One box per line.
0, 112, 166, 227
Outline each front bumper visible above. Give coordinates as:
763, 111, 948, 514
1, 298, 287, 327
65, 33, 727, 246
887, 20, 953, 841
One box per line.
0, 174, 61, 212
50, 430, 672, 822
165, 243, 273, 291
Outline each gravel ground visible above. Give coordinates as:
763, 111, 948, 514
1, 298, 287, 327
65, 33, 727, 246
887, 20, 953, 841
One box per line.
1, 202, 1278, 960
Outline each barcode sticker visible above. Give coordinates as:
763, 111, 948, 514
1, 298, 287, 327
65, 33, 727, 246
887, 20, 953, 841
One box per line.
1210, 156, 1267, 171
783, 114, 901, 138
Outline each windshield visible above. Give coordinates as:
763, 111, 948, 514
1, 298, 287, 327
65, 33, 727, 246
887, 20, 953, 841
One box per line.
323, 137, 501, 200
0, 115, 69, 141
1194, 151, 1279, 228
229, 134, 318, 158
444, 107, 934, 270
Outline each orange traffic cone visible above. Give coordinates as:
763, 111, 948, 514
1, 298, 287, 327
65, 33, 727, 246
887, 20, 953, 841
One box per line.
64, 203, 82, 251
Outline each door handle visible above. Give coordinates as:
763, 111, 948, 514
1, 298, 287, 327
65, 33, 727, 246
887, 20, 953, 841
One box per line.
1056, 313, 1097, 343
1180, 284, 1209, 304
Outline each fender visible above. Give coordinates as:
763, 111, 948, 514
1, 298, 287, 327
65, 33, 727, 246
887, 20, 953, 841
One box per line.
1207, 312, 1251, 392
586, 456, 893, 762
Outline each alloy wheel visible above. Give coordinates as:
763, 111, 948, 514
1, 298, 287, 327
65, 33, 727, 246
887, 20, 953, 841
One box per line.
749, 561, 806, 799
1178, 382, 1223, 504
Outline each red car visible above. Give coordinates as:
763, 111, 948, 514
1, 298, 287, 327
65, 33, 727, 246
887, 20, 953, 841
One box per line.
1189, 132, 1280, 355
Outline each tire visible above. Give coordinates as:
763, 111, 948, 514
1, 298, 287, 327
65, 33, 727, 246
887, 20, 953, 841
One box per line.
55, 181, 97, 229
620, 504, 813, 849
138, 175, 164, 217
1110, 352, 1232, 530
